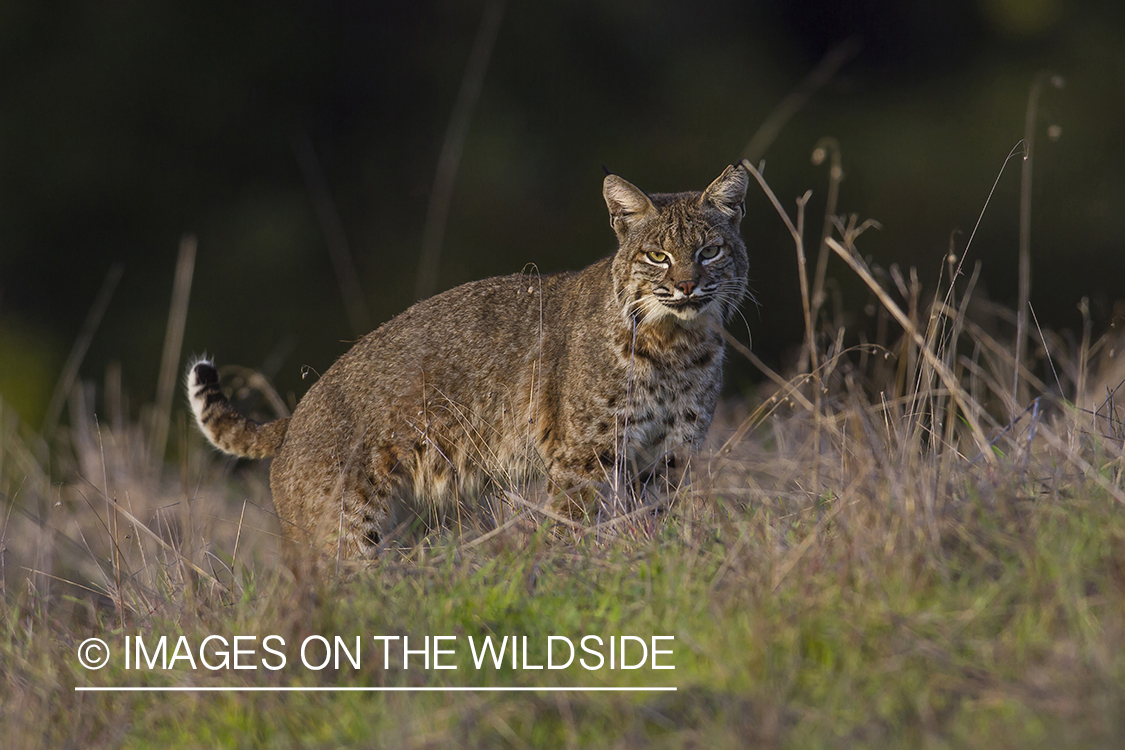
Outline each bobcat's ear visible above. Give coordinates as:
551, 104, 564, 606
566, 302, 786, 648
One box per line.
603, 174, 655, 236
702, 164, 749, 224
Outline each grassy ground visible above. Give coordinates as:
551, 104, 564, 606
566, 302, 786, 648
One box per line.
3, 181, 1125, 748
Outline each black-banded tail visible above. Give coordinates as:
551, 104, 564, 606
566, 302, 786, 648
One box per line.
187, 359, 289, 458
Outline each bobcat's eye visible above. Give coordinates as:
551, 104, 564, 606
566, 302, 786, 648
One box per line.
698, 245, 723, 263
645, 251, 670, 265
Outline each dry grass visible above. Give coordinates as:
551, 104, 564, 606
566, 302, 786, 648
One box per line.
2, 149, 1125, 748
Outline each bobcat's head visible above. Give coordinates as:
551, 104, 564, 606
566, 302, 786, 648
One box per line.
605, 164, 750, 328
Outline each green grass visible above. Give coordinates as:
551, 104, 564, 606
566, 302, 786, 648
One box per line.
3, 176, 1125, 747
3, 409, 1124, 748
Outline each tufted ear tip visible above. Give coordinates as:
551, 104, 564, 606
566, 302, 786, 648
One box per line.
702, 164, 750, 221
603, 174, 655, 235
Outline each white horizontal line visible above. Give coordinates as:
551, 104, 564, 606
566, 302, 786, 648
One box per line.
75, 686, 676, 693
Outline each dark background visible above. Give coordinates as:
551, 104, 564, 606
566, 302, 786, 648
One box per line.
2, 0, 1123, 428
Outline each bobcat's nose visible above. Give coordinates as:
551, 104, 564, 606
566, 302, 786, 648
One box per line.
675, 280, 696, 296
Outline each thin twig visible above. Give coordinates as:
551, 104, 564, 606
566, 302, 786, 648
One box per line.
502, 490, 583, 529
793, 189, 817, 377
151, 235, 197, 466
102, 492, 221, 585
951, 141, 1028, 285
42, 263, 124, 438
827, 237, 995, 463
742, 36, 861, 163
720, 329, 815, 412
1028, 302, 1064, 396
1037, 422, 1125, 506
19, 567, 108, 599
231, 498, 248, 580
427, 509, 531, 565
415, 0, 506, 300
771, 459, 873, 592
1015, 72, 1064, 406
291, 130, 372, 336
810, 138, 843, 323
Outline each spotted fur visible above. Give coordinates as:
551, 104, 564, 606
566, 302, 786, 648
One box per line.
190, 164, 750, 558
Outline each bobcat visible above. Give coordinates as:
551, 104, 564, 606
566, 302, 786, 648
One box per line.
189, 163, 750, 558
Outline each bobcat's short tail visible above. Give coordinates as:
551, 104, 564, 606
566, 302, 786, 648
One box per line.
187, 359, 290, 459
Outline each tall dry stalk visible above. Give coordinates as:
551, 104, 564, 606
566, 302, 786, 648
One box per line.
415, 0, 506, 301
1014, 72, 1064, 409
292, 130, 373, 337
150, 235, 196, 468
827, 235, 995, 464
741, 37, 861, 164
810, 138, 843, 328
41, 263, 124, 440
739, 158, 823, 497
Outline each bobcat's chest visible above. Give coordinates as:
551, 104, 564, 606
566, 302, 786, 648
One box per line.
613, 324, 725, 464
622, 362, 720, 459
